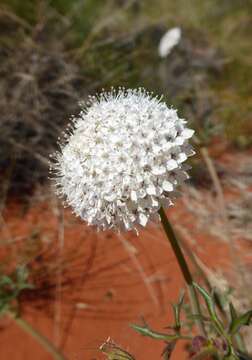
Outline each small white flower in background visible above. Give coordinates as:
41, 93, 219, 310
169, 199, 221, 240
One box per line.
158, 27, 182, 58
51, 88, 195, 231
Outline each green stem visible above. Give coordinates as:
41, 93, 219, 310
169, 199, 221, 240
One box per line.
7, 311, 67, 360
234, 333, 247, 355
159, 207, 206, 337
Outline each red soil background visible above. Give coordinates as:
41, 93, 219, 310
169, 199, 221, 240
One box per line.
0, 149, 251, 360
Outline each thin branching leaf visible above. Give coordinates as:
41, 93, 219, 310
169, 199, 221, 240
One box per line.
0, 266, 33, 316
229, 310, 252, 335
131, 323, 178, 341
193, 283, 216, 318
229, 302, 238, 326
193, 282, 224, 335
172, 291, 184, 331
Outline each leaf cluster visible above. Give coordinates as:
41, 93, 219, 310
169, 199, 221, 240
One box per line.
131, 283, 252, 360
0, 265, 33, 315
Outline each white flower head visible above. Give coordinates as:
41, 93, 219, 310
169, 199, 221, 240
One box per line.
158, 27, 182, 58
51, 88, 195, 231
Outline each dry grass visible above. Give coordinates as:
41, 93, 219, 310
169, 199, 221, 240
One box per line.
0, 0, 251, 196
183, 151, 252, 243
0, 9, 85, 196
0, 1, 251, 357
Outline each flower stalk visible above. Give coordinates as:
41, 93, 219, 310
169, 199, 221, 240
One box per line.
159, 207, 206, 337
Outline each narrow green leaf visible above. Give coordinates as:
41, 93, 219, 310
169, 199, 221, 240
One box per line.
193, 282, 224, 335
172, 291, 184, 330
229, 302, 238, 323
193, 283, 215, 318
0, 266, 33, 313
229, 310, 252, 335
131, 324, 178, 341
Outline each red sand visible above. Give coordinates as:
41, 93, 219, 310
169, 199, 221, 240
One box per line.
0, 199, 238, 360
0, 148, 251, 360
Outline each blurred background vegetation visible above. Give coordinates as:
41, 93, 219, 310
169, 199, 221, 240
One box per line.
0, 0, 251, 196
0, 2, 251, 358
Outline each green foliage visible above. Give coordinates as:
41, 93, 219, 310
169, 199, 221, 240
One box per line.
0, 266, 33, 315
172, 291, 184, 332
229, 307, 252, 336
130, 283, 252, 359
131, 323, 179, 342
131, 293, 189, 359
194, 283, 252, 338
193, 283, 226, 337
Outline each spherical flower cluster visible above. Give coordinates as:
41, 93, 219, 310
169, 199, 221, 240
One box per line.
52, 88, 195, 231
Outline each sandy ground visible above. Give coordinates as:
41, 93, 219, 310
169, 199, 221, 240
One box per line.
0, 149, 251, 360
